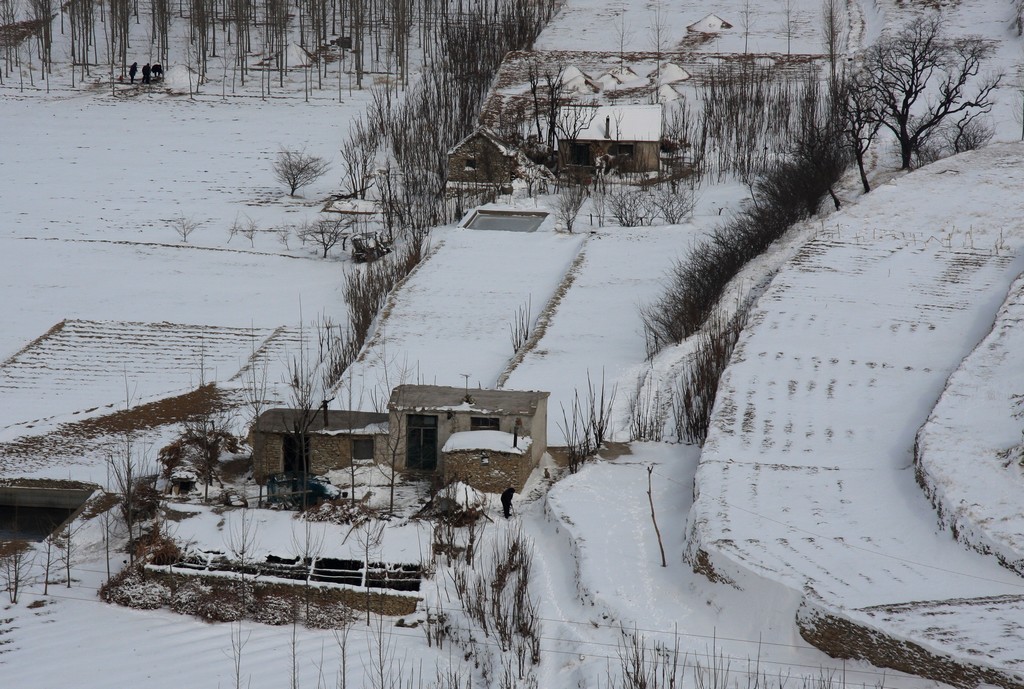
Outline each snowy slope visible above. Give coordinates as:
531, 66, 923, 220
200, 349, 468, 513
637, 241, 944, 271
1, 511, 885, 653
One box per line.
689, 143, 1024, 673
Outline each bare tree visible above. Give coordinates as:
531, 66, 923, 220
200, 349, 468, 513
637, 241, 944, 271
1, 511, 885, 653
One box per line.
554, 180, 587, 233
740, 0, 753, 55
339, 118, 379, 199
109, 432, 153, 565
57, 520, 83, 589
355, 519, 385, 625
783, 0, 795, 55
1, 542, 34, 604
840, 72, 882, 193
856, 13, 1002, 169
225, 507, 261, 608
615, 7, 634, 71
300, 217, 350, 258
274, 148, 331, 196
171, 215, 202, 242
821, 0, 845, 86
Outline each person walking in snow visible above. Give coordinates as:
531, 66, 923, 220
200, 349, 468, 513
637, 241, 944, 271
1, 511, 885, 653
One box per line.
129, 62, 138, 84
501, 487, 515, 519
142, 63, 151, 84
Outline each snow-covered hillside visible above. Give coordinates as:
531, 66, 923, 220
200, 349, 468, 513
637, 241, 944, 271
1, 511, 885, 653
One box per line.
2, 0, 1024, 686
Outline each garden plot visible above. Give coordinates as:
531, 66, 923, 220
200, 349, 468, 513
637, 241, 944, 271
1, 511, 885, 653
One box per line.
0, 319, 300, 441
504, 225, 697, 444
342, 228, 584, 394
689, 143, 1024, 669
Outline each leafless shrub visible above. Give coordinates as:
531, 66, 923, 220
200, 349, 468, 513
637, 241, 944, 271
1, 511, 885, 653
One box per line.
276, 226, 292, 249
555, 180, 588, 233
609, 186, 654, 227
671, 306, 749, 445
651, 182, 698, 224
229, 214, 260, 247
171, 215, 202, 243
299, 217, 350, 258
629, 372, 666, 442
273, 147, 330, 197
558, 393, 595, 475
558, 371, 617, 472
447, 525, 540, 678
509, 297, 532, 355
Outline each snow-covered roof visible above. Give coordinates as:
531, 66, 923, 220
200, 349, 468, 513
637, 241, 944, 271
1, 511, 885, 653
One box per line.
687, 13, 733, 32
442, 430, 530, 455
558, 104, 663, 142
447, 127, 517, 157
389, 385, 548, 416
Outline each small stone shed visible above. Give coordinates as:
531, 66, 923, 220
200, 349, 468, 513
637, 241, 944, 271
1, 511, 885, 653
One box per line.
250, 408, 389, 483
557, 103, 663, 173
446, 127, 554, 195
388, 385, 549, 492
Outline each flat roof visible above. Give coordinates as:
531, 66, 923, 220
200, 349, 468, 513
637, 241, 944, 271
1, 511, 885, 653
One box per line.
463, 209, 548, 233
389, 385, 548, 416
254, 408, 389, 434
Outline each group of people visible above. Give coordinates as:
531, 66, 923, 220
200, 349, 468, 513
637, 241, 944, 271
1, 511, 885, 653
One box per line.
128, 62, 163, 84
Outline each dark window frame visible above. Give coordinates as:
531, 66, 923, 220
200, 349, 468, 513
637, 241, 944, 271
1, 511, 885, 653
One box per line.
351, 436, 375, 462
470, 416, 500, 431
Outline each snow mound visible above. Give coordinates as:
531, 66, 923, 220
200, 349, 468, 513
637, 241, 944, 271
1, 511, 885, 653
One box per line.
687, 13, 733, 32
659, 62, 690, 83
162, 64, 197, 90
657, 84, 681, 102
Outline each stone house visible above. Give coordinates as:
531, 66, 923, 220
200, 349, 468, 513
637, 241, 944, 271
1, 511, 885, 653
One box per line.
446, 127, 554, 196
557, 103, 663, 174
387, 385, 549, 493
250, 408, 389, 483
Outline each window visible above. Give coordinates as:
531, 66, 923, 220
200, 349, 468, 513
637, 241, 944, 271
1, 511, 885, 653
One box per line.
570, 143, 591, 166
470, 417, 500, 431
406, 414, 438, 471
614, 143, 635, 158
352, 437, 374, 462
464, 157, 477, 171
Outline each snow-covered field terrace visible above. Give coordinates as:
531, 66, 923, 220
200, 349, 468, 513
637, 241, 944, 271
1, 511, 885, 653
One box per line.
688, 143, 1024, 682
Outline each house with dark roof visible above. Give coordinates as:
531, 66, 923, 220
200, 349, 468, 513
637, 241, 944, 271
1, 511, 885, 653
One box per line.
388, 385, 549, 493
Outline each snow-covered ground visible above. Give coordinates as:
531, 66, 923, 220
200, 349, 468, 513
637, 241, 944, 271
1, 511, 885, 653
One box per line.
2, 0, 1024, 686
916, 272, 1024, 574
688, 142, 1024, 677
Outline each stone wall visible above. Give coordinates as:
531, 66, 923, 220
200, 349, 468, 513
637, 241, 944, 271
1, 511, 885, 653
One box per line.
252, 431, 384, 483
797, 597, 1024, 689
447, 133, 516, 191
443, 449, 527, 493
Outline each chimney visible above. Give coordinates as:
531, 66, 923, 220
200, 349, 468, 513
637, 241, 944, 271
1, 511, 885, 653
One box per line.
604, 115, 611, 139
321, 400, 329, 427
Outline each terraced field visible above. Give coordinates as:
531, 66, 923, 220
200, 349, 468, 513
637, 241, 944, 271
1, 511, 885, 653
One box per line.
0, 319, 301, 441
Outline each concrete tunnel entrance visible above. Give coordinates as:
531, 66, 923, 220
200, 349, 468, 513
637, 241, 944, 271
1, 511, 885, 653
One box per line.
0, 483, 96, 542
